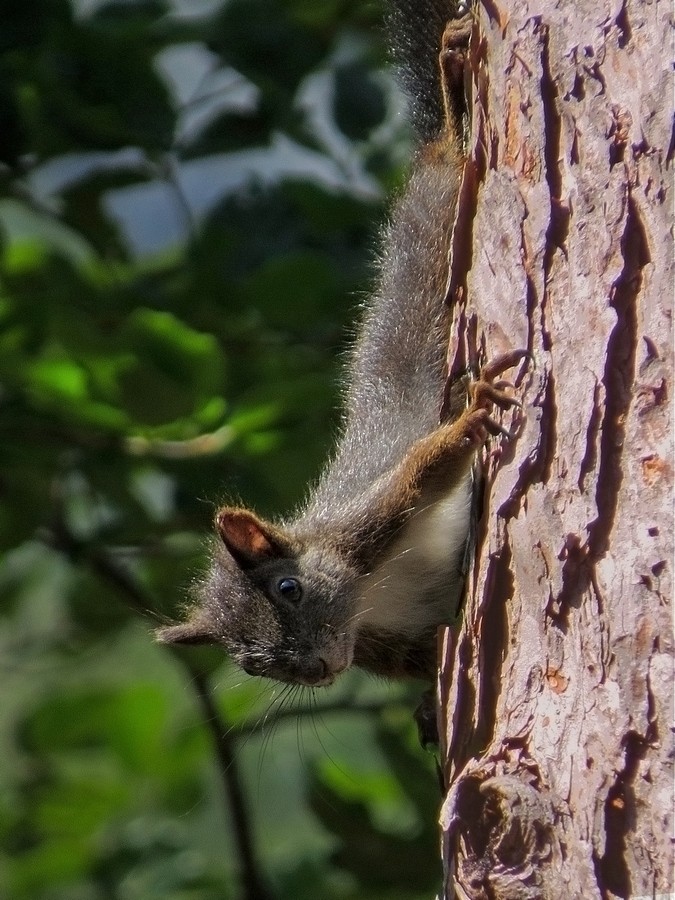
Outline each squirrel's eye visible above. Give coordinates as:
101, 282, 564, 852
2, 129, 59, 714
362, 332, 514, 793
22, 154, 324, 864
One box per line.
277, 577, 302, 602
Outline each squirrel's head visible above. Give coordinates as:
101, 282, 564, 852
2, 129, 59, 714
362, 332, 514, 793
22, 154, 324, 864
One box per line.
156, 507, 357, 687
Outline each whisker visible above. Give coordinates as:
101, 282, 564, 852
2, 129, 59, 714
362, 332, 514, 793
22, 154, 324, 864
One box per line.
342, 605, 375, 627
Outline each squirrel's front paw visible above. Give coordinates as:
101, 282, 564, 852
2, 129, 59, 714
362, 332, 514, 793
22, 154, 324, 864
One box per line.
465, 349, 531, 442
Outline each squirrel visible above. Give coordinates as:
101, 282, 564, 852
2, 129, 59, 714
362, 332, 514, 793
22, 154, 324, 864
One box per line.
157, 0, 528, 692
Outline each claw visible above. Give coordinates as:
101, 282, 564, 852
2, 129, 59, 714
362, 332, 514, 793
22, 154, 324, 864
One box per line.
485, 419, 513, 439
481, 348, 531, 382
471, 380, 521, 410
464, 348, 530, 445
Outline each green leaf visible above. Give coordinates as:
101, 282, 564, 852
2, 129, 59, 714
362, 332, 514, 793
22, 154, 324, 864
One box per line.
0, 200, 96, 268
28, 356, 88, 400
122, 308, 224, 394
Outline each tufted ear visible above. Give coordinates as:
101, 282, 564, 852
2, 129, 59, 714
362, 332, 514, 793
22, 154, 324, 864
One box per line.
155, 619, 214, 645
216, 507, 287, 568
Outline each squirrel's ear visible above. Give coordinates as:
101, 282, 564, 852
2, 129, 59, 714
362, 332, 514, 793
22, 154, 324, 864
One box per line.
155, 619, 213, 645
216, 508, 286, 567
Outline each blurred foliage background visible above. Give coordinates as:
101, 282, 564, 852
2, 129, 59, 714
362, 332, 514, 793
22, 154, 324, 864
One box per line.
0, 0, 441, 898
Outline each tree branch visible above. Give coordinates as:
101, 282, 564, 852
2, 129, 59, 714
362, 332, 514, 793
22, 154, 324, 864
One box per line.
189, 666, 275, 900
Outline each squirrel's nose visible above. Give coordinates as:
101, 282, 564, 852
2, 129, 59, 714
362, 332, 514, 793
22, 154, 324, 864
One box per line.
297, 656, 331, 686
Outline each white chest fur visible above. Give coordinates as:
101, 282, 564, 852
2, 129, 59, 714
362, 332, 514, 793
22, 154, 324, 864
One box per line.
356, 472, 472, 637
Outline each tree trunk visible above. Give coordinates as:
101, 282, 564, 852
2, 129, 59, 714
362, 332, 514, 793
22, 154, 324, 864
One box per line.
439, 1, 673, 897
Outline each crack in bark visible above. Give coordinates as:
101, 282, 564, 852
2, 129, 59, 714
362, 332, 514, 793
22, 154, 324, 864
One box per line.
615, 0, 632, 49
446, 30, 492, 313
445, 630, 478, 783
498, 370, 557, 520
645, 643, 659, 743
547, 533, 590, 628
567, 61, 586, 102
448, 157, 480, 312
523, 229, 541, 350
589, 216, 660, 884
570, 126, 580, 165
540, 24, 571, 260
535, 370, 556, 485
666, 119, 675, 165
587, 193, 649, 560
475, 531, 513, 750
473, 31, 492, 182
445, 481, 513, 781
596, 723, 657, 898
578, 381, 603, 493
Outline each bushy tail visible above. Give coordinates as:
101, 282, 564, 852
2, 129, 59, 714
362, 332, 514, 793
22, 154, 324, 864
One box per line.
386, 0, 458, 142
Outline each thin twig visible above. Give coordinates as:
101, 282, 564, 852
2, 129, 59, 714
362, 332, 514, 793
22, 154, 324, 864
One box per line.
190, 666, 275, 900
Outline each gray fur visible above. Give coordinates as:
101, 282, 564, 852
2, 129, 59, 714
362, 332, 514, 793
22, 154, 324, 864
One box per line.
158, 0, 472, 686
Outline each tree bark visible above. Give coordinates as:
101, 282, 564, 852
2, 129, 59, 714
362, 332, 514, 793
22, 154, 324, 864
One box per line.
439, 1, 673, 897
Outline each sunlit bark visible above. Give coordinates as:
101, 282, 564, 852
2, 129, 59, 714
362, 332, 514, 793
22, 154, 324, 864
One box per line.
439, 2, 673, 896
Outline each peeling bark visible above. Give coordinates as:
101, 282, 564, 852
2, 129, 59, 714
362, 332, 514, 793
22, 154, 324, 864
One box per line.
439, 2, 673, 897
